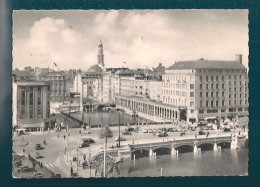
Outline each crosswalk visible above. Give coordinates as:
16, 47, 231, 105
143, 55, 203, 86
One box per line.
44, 162, 59, 168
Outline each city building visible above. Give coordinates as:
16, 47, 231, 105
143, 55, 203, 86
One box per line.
12, 72, 50, 131
115, 55, 248, 123
162, 54, 248, 123
38, 71, 68, 103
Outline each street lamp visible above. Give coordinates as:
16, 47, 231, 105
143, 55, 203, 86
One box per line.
76, 148, 79, 171
118, 112, 121, 147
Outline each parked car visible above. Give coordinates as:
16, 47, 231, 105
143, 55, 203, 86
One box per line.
79, 142, 89, 148
33, 172, 45, 178
222, 128, 231, 132
35, 152, 44, 159
17, 166, 34, 173
122, 131, 132, 135
35, 144, 44, 150
198, 131, 206, 135
134, 127, 139, 132
142, 129, 148, 133
125, 127, 134, 131
82, 138, 95, 144
148, 129, 154, 133
115, 136, 126, 141
158, 133, 168, 137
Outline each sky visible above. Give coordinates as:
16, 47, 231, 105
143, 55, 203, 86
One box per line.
13, 10, 249, 71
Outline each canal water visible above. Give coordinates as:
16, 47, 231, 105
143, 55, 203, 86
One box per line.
117, 148, 248, 177
72, 110, 151, 126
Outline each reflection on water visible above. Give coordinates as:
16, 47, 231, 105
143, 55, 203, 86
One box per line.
118, 148, 248, 177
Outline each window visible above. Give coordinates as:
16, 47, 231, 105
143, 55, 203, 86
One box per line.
229, 81, 231, 86
206, 101, 209, 107
206, 92, 209, 97
211, 92, 214, 97
222, 84, 224, 89
234, 94, 236, 98
216, 84, 218, 89
222, 76, 224, 81
229, 75, 231, 79
200, 101, 203, 107
190, 110, 194, 113
206, 76, 208, 81
211, 101, 214, 107
229, 94, 231, 99
200, 84, 203, 89
190, 102, 194, 107
206, 84, 208, 89
200, 92, 203, 97
222, 92, 224, 97
216, 92, 219, 97
190, 92, 194, 97
216, 101, 218, 106
216, 76, 219, 81
199, 109, 204, 114
222, 100, 225, 106
211, 84, 213, 89
200, 76, 202, 81
190, 84, 194, 89
211, 76, 213, 81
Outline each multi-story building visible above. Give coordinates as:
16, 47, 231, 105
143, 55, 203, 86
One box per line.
12, 71, 50, 131
162, 54, 248, 123
38, 71, 68, 103
148, 80, 163, 101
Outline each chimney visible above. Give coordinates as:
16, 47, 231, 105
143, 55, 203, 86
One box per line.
235, 54, 242, 64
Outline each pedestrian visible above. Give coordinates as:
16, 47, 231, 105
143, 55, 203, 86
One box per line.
33, 163, 35, 168
83, 154, 86, 161
101, 171, 104, 178
195, 135, 197, 139
239, 131, 241, 135
64, 135, 66, 140
71, 167, 73, 176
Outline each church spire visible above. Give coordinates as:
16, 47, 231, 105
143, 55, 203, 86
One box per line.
97, 40, 104, 67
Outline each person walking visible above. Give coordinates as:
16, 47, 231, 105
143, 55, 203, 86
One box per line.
64, 135, 66, 140
71, 167, 73, 176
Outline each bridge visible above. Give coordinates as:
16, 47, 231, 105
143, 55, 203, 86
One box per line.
128, 136, 234, 157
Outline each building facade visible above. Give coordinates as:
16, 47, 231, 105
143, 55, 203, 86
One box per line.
162, 55, 248, 123
12, 76, 50, 130
38, 71, 68, 103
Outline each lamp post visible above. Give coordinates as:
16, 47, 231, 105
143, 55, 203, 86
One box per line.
118, 112, 121, 147
76, 148, 79, 171
103, 142, 106, 178
66, 125, 69, 162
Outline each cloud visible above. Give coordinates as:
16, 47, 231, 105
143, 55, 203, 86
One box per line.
13, 10, 248, 70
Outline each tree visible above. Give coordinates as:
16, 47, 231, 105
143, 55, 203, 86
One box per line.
99, 125, 113, 149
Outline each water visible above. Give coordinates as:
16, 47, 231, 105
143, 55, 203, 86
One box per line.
72, 110, 151, 126
118, 148, 248, 177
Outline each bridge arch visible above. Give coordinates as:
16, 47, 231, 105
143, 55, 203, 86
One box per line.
174, 144, 194, 153
217, 142, 231, 149
153, 147, 171, 156
132, 149, 150, 158
197, 143, 214, 151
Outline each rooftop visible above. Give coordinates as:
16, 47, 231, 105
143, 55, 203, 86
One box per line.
167, 58, 246, 70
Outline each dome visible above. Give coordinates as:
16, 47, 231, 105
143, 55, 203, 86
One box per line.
87, 64, 103, 73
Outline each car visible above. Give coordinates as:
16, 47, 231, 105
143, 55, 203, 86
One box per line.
222, 128, 231, 132
158, 133, 168, 137
33, 172, 45, 178
122, 131, 132, 135
35, 144, 43, 150
198, 131, 206, 135
35, 152, 44, 159
180, 132, 185, 136
79, 142, 89, 148
82, 138, 95, 144
176, 128, 182, 132
51, 173, 61, 178
125, 127, 134, 131
115, 136, 126, 141
148, 129, 154, 133
134, 127, 139, 131
17, 166, 34, 173
142, 129, 148, 133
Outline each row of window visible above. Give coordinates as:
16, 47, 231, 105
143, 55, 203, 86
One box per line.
200, 100, 248, 107
198, 107, 247, 114
201, 92, 248, 98
197, 69, 247, 74
199, 74, 247, 82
